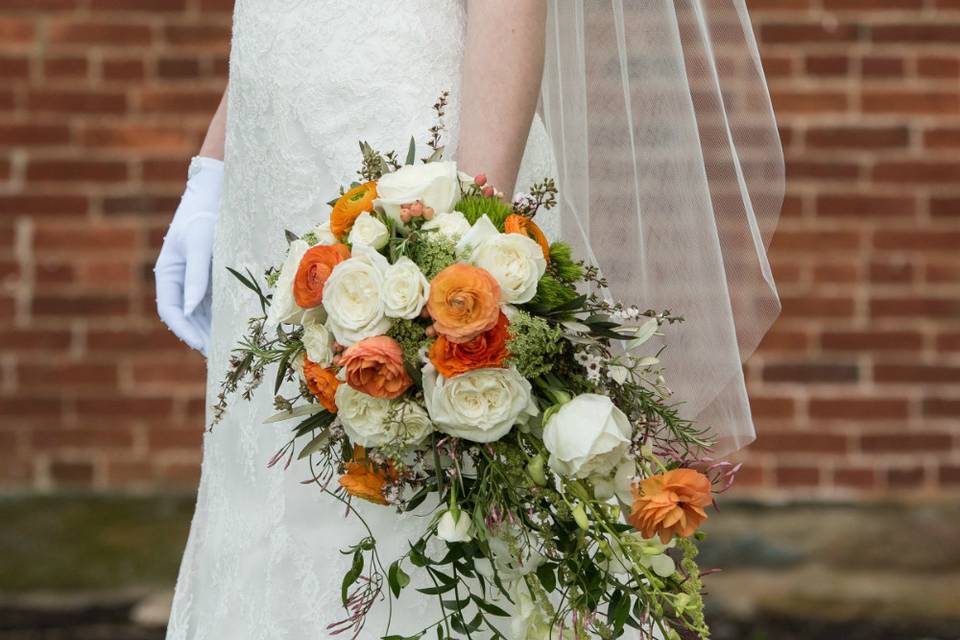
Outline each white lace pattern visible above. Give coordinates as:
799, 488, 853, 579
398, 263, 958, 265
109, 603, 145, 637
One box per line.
166, 2, 556, 638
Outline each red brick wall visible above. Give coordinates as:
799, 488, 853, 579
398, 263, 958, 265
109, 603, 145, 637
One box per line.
1, 1, 957, 496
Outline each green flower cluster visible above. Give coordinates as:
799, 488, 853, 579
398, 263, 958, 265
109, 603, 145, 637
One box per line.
548, 241, 584, 283
454, 194, 513, 229
507, 310, 564, 378
408, 233, 458, 279
529, 273, 579, 309
387, 318, 432, 367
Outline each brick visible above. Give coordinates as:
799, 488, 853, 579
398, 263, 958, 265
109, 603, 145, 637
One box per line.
101, 58, 146, 81
872, 24, 960, 43
781, 296, 855, 319
27, 89, 127, 114
751, 431, 849, 453
48, 20, 153, 47
874, 230, 960, 251
833, 466, 878, 490
79, 124, 192, 151
922, 398, 960, 417
806, 126, 909, 150
103, 194, 180, 217
90, 0, 187, 10
76, 396, 173, 417
49, 460, 95, 487
162, 24, 231, 48
924, 128, 960, 149
872, 161, 960, 184
774, 465, 821, 487
32, 294, 129, 318
763, 363, 860, 384
870, 297, 960, 319
26, 159, 128, 183
760, 23, 860, 43
0, 194, 88, 217
874, 364, 960, 384
18, 362, 118, 389
886, 466, 926, 489
821, 330, 922, 352
43, 56, 89, 79
809, 398, 909, 420
0, 55, 29, 79
140, 88, 223, 114
32, 428, 134, 451
0, 18, 35, 47
863, 92, 960, 115
0, 124, 72, 147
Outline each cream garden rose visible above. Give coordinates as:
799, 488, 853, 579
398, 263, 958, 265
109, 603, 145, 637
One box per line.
542, 394, 632, 479
301, 308, 334, 366
422, 210, 471, 239
470, 232, 547, 304
374, 160, 459, 226
265, 239, 310, 327
347, 212, 389, 250
422, 363, 537, 442
335, 385, 394, 447
382, 257, 430, 319
311, 221, 338, 245
394, 400, 434, 446
322, 244, 392, 346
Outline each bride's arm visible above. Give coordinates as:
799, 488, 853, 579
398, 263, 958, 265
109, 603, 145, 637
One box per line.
457, 0, 547, 198
199, 87, 228, 160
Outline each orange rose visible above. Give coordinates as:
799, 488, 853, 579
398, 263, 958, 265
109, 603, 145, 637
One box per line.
339, 335, 413, 399
302, 354, 341, 413
427, 263, 501, 343
339, 446, 397, 505
505, 214, 550, 263
293, 243, 350, 308
331, 181, 378, 239
429, 312, 510, 377
628, 468, 712, 544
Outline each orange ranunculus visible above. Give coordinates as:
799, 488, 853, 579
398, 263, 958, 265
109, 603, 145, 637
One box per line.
505, 214, 550, 262
339, 446, 397, 505
293, 243, 350, 308
628, 468, 712, 544
427, 263, 501, 344
339, 335, 413, 399
429, 312, 510, 378
330, 181, 378, 239
302, 354, 341, 413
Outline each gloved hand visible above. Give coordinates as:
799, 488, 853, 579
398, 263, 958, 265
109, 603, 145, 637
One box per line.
154, 156, 224, 356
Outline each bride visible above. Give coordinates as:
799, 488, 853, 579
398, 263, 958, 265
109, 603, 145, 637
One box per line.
154, 1, 782, 638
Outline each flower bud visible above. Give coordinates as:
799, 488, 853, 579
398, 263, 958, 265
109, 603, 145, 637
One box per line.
481, 185, 495, 198
474, 173, 487, 186
572, 503, 589, 531
527, 453, 547, 487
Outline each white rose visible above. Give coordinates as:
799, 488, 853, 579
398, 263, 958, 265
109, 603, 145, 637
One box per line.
436, 510, 473, 543
454, 214, 499, 256
422, 363, 537, 443
335, 385, 393, 447
374, 160, 460, 227
322, 244, 392, 346
347, 212, 389, 250
265, 239, 310, 327
311, 221, 338, 245
394, 400, 434, 446
470, 233, 547, 304
382, 257, 430, 320
542, 394, 631, 479
422, 210, 472, 239
301, 308, 334, 366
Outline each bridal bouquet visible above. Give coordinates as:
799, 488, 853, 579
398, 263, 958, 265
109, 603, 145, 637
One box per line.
215, 97, 735, 640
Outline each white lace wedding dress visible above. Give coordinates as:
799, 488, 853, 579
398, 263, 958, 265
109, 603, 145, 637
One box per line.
167, 2, 556, 639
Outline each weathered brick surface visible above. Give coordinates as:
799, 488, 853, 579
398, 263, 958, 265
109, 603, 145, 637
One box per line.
0, 1, 957, 497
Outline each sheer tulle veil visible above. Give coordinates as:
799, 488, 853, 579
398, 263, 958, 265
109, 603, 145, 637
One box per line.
540, 1, 784, 456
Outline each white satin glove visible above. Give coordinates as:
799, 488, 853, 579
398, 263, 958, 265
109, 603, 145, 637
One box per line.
154, 156, 224, 356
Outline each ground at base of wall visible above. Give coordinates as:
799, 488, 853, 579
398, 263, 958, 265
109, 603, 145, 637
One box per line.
1, 495, 957, 638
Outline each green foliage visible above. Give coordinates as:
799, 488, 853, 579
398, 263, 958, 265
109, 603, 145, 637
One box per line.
407, 234, 458, 279
677, 537, 710, 638
387, 318, 432, 367
529, 273, 580, 310
507, 311, 565, 379
454, 195, 513, 230
548, 241, 584, 283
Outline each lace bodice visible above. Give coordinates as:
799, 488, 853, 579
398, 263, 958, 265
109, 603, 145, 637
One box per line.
167, 2, 556, 639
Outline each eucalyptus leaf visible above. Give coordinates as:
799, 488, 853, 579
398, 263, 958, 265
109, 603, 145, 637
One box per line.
405, 136, 416, 165
263, 403, 324, 424
297, 430, 331, 460
625, 317, 659, 350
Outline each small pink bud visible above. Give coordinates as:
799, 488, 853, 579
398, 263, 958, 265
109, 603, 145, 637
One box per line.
481, 185, 495, 198
422, 206, 434, 220
425, 325, 437, 337
400, 211, 411, 223
409, 201, 423, 216
474, 173, 487, 187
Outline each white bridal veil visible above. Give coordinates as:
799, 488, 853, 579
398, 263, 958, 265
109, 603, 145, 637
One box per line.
541, 1, 784, 456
